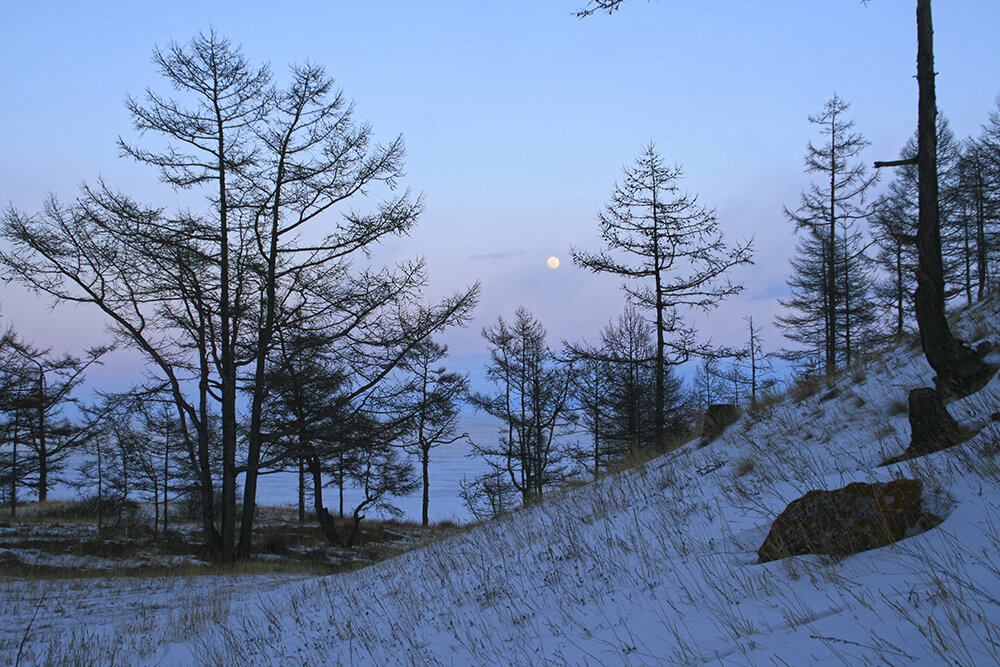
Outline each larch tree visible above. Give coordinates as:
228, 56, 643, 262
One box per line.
400, 339, 469, 527
0, 331, 110, 503
470, 307, 573, 506
955, 134, 999, 302
870, 184, 919, 336
576, 0, 996, 393
742, 315, 774, 406
781, 95, 877, 374
262, 327, 358, 547
0, 31, 477, 562
907, 0, 995, 395
565, 353, 610, 480
871, 114, 966, 324
975, 98, 1000, 283
776, 228, 833, 369
693, 357, 724, 412
572, 143, 752, 445
0, 334, 35, 516
598, 305, 688, 458
566, 305, 689, 474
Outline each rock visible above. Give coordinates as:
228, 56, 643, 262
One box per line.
700, 404, 740, 445
757, 479, 925, 563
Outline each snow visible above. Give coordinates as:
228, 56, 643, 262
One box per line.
3, 298, 999, 665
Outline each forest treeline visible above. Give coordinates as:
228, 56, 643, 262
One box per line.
2, 30, 999, 562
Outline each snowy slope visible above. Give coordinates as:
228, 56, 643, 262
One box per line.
4, 298, 999, 665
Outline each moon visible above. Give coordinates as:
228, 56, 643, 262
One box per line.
547, 256, 560, 269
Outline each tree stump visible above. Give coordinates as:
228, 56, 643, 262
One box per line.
883, 387, 968, 465
908, 387, 964, 456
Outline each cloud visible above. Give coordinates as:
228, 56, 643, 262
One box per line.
467, 250, 527, 261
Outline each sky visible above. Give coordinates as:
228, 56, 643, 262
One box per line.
1, 1, 999, 390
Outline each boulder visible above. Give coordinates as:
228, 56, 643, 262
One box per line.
758, 479, 925, 563
700, 404, 740, 445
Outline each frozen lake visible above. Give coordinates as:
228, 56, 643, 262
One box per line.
253, 409, 500, 524
41, 408, 586, 525
40, 409, 502, 525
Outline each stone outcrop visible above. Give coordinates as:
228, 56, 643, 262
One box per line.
758, 479, 926, 563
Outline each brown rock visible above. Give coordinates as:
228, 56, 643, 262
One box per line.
758, 479, 924, 563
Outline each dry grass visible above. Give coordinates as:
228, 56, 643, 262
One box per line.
733, 457, 756, 478
0, 500, 458, 580
888, 397, 909, 416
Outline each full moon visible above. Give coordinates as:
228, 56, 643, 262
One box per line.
547, 256, 560, 269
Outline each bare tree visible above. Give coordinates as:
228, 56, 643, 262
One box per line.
955, 136, 999, 302
781, 95, 878, 374
742, 315, 775, 406
0, 330, 110, 503
0, 335, 34, 516
573, 143, 752, 444
565, 354, 609, 480
400, 339, 469, 527
470, 308, 573, 505
1, 31, 477, 562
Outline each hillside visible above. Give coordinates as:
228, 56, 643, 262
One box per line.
3, 298, 999, 665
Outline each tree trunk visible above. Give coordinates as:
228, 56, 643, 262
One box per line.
309, 454, 343, 547
10, 416, 18, 517
36, 374, 47, 502
974, 171, 987, 301
421, 443, 430, 527
895, 245, 905, 335
347, 506, 364, 549
652, 194, 666, 444
195, 327, 223, 562
907, 387, 964, 454
152, 476, 160, 541
827, 154, 838, 375
298, 457, 306, 524
238, 155, 287, 559
912, 0, 995, 397
163, 422, 170, 537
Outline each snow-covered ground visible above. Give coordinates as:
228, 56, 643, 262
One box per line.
3, 298, 999, 665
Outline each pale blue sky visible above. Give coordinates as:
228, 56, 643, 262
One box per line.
2, 1, 998, 386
